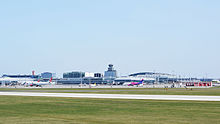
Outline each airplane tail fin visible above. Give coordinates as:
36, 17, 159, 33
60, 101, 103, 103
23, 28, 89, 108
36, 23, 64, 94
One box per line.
138, 79, 144, 84
49, 77, 52, 83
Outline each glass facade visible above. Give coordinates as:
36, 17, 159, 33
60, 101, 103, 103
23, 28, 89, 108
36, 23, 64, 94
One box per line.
104, 64, 117, 83
63, 72, 85, 78
57, 77, 103, 84
104, 64, 117, 78
94, 73, 102, 77
41, 72, 54, 79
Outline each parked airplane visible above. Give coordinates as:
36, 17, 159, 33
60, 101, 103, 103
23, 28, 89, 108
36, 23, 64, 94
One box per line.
90, 83, 96, 87
128, 79, 144, 86
0, 77, 33, 85
212, 80, 220, 83
212, 80, 220, 87
24, 78, 55, 87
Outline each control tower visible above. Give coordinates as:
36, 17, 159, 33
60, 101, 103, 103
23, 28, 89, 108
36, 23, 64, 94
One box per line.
104, 64, 117, 83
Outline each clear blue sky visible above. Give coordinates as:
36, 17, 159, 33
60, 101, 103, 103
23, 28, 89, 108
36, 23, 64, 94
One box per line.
0, 0, 219, 78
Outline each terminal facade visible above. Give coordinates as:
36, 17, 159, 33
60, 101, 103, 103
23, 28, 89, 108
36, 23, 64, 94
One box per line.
0, 64, 216, 86
57, 64, 117, 84
58, 71, 103, 84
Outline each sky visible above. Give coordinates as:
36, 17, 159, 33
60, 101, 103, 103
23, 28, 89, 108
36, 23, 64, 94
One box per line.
0, 0, 219, 78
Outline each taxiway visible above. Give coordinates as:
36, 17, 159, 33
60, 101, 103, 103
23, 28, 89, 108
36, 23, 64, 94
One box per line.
1, 92, 220, 101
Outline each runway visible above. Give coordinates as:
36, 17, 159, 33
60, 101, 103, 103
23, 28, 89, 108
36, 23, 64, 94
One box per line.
1, 92, 220, 101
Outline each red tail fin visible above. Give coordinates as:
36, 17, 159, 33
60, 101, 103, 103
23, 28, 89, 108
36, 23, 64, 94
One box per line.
49, 77, 52, 83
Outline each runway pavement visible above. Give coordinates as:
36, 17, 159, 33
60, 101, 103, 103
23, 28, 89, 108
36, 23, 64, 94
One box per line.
1, 92, 220, 101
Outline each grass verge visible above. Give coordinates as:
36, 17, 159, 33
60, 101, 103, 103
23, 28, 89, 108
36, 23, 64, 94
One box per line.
0, 95, 220, 124
1, 88, 220, 96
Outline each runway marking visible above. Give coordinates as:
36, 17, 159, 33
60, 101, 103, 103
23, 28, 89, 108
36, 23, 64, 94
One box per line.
1, 92, 220, 101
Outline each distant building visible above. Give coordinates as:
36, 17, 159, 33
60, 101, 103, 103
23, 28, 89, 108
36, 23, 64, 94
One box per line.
59, 71, 103, 84
128, 72, 177, 83
2, 74, 39, 79
104, 64, 117, 83
85, 72, 95, 77
129, 72, 174, 78
94, 73, 103, 78
41, 72, 55, 79
57, 77, 103, 85
115, 76, 155, 84
63, 72, 85, 78
63, 71, 103, 79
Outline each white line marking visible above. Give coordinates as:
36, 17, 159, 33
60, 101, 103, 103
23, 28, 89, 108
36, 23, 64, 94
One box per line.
1, 92, 220, 101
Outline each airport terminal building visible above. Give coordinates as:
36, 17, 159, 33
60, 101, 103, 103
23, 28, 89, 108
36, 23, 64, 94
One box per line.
115, 72, 177, 84
0, 65, 215, 87
104, 64, 117, 83
57, 64, 117, 85
57, 71, 103, 84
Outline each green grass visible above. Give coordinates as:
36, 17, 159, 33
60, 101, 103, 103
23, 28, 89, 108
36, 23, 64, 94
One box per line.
88, 88, 220, 96
0, 96, 220, 124
1, 88, 220, 96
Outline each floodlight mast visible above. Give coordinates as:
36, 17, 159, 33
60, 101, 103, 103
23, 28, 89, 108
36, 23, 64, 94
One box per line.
80, 72, 82, 87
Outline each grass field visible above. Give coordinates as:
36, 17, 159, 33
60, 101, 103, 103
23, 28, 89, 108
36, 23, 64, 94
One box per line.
0, 95, 220, 124
1, 88, 220, 96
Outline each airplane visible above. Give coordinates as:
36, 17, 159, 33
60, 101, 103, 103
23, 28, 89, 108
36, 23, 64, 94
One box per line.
128, 79, 144, 86
24, 77, 55, 87
212, 80, 220, 83
0, 77, 33, 85
212, 80, 220, 87
90, 83, 96, 87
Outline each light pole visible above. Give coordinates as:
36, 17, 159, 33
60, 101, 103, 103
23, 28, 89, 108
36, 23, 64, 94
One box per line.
80, 72, 83, 87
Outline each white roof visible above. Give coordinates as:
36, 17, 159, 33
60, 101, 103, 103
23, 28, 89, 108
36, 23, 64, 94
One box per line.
115, 76, 155, 81
0, 77, 33, 81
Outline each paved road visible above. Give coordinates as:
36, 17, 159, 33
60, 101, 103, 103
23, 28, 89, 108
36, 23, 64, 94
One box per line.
1, 92, 220, 101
